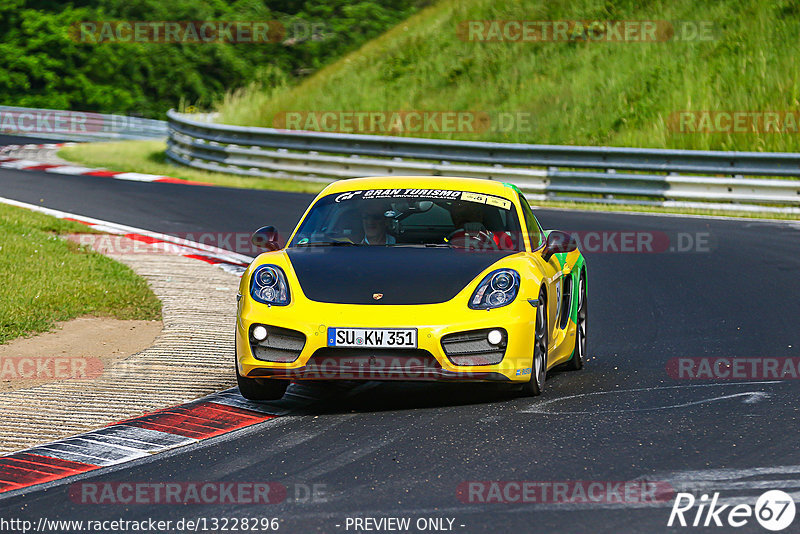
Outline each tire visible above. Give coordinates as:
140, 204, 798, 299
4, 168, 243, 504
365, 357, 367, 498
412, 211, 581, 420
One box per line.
236, 366, 288, 401
521, 288, 548, 396
564, 269, 587, 371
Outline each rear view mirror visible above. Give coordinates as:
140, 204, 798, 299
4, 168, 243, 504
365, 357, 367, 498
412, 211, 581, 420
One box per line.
541, 230, 577, 262
414, 200, 434, 212
251, 226, 281, 251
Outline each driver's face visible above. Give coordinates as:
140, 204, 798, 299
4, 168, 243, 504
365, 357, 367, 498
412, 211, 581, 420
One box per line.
362, 208, 386, 240
450, 202, 483, 227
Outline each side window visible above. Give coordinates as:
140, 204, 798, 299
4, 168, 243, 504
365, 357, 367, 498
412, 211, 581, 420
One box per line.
518, 194, 544, 250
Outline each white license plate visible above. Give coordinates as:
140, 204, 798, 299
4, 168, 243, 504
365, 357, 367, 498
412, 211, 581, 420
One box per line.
327, 328, 417, 348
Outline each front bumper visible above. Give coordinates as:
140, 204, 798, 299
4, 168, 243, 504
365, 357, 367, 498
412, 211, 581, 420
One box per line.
236, 296, 536, 383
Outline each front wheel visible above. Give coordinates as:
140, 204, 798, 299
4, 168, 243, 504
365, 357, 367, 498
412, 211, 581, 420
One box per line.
236, 366, 288, 401
521, 288, 548, 396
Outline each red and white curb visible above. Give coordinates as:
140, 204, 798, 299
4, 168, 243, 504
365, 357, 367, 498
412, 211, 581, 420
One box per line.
0, 390, 282, 494
0, 196, 253, 276
0, 381, 355, 496
0, 197, 299, 495
0, 142, 71, 153
0, 143, 212, 186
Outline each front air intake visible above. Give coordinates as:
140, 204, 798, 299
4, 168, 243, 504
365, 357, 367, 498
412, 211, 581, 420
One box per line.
441, 328, 507, 366
249, 325, 306, 363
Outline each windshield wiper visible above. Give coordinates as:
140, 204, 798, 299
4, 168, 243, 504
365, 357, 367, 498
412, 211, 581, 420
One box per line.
385, 243, 449, 248
295, 240, 359, 247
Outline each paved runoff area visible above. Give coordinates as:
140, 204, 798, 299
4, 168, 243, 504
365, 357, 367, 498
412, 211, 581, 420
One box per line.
0, 239, 241, 455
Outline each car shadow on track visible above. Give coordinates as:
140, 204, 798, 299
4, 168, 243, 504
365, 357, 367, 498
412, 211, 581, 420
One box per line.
235, 364, 586, 416
276, 371, 575, 415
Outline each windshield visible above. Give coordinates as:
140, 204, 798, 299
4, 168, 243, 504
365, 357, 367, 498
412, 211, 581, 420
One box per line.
289, 188, 522, 251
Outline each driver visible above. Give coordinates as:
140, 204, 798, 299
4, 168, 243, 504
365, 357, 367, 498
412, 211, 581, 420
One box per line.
449, 201, 487, 233
361, 203, 396, 245
446, 201, 499, 250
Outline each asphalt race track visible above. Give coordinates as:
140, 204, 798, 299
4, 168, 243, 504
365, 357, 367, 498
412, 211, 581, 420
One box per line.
1, 166, 799, 533
0, 134, 69, 145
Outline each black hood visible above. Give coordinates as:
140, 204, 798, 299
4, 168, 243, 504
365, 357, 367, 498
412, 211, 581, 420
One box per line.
286, 246, 514, 305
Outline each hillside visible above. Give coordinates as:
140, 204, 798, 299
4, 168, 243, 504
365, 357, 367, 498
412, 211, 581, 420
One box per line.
0, 0, 425, 118
215, 0, 800, 152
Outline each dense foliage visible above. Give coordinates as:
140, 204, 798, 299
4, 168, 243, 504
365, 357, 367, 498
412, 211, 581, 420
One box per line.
0, 0, 426, 117
218, 0, 800, 152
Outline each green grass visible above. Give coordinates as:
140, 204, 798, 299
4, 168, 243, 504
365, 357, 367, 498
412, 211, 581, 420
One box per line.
0, 203, 162, 344
58, 141, 327, 194
215, 0, 800, 153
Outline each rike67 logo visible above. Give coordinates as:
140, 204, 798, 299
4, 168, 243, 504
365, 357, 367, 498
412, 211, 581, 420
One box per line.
668, 490, 796, 531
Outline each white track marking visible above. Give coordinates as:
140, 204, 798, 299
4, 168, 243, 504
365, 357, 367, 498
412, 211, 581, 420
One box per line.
654, 465, 800, 483
44, 165, 96, 174
521, 381, 781, 414
113, 172, 165, 182
0, 195, 255, 266
0, 159, 47, 169
526, 391, 771, 414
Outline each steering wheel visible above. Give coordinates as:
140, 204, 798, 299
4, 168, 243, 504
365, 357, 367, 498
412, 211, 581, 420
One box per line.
445, 228, 498, 250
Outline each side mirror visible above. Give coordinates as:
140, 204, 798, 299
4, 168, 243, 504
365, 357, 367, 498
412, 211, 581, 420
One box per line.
251, 226, 281, 251
541, 230, 577, 262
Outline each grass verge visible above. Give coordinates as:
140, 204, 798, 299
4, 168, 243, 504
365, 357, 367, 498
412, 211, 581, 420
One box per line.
58, 141, 327, 194
0, 203, 162, 344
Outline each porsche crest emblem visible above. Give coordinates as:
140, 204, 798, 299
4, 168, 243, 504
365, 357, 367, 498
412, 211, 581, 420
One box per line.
372, 293, 384, 300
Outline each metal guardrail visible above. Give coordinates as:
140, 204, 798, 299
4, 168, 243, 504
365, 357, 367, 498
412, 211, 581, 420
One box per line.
0, 105, 166, 142
167, 110, 800, 214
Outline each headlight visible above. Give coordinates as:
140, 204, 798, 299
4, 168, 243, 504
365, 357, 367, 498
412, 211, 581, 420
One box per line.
469, 269, 520, 310
250, 265, 290, 306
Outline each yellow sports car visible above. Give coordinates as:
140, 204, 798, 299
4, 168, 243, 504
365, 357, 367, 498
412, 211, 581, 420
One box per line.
236, 177, 587, 400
